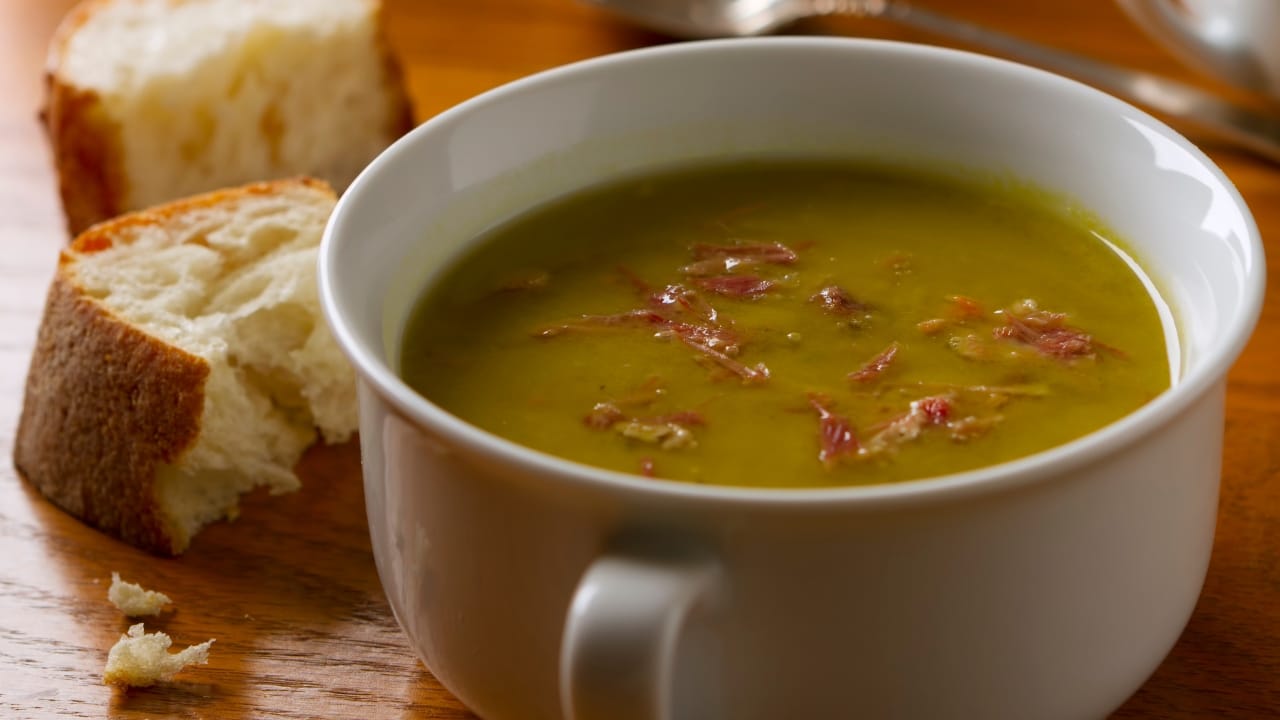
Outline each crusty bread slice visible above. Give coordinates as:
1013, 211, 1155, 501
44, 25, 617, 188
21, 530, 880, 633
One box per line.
45, 0, 412, 234
14, 178, 356, 555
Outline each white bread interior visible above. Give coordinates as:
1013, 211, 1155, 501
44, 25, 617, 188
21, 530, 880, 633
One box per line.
76, 180, 354, 544
103, 623, 214, 687
47, 0, 410, 232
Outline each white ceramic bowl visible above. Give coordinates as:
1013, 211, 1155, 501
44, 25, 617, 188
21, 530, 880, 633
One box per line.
320, 38, 1264, 720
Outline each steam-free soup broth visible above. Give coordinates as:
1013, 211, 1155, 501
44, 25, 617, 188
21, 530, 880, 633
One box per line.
400, 161, 1170, 488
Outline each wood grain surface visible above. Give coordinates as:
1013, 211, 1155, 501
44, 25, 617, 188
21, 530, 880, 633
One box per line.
1, 0, 1277, 717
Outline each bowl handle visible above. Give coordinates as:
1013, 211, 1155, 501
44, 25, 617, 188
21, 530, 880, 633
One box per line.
560, 550, 721, 720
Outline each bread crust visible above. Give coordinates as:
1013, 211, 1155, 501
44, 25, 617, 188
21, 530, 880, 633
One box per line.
43, 79, 128, 236
14, 270, 208, 555
13, 178, 334, 555
43, 0, 128, 235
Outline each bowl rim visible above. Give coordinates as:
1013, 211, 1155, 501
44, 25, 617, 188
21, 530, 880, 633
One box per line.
319, 36, 1266, 510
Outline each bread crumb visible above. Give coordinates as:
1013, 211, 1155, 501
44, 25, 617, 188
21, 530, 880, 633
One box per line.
108, 572, 172, 617
103, 624, 214, 687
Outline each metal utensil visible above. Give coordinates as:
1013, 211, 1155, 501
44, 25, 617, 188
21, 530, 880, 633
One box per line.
589, 0, 1280, 163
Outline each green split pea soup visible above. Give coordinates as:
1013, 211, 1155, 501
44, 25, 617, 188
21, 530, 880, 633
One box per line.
399, 161, 1171, 488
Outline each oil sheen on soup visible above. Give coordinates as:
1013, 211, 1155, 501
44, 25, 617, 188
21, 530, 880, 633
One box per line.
400, 161, 1171, 488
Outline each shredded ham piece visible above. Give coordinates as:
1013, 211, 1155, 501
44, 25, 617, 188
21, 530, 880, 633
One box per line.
681, 242, 798, 276
807, 393, 859, 468
617, 266, 654, 294
810, 285, 868, 316
540, 300, 766, 383
994, 304, 1096, 359
654, 410, 706, 427
696, 275, 775, 297
916, 396, 952, 424
680, 334, 770, 383
649, 283, 719, 323
863, 394, 954, 455
680, 256, 757, 277
948, 415, 1002, 441
584, 402, 626, 429
913, 296, 983, 337
537, 310, 666, 337
948, 333, 988, 361
849, 342, 901, 383
691, 241, 798, 263
947, 295, 984, 320
584, 404, 705, 450
542, 261, 781, 384
889, 381, 1048, 398
639, 457, 657, 477
861, 393, 1007, 449
917, 318, 948, 335
662, 320, 740, 354
616, 419, 697, 449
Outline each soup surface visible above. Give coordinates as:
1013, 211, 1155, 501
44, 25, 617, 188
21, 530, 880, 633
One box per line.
400, 161, 1170, 488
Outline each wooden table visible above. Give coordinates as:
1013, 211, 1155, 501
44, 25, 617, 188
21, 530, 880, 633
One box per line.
2, 1, 1277, 717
